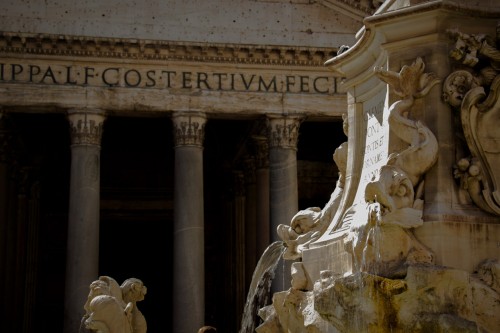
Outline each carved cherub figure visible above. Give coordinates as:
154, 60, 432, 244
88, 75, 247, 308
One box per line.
277, 114, 348, 260
121, 278, 147, 333
443, 25, 500, 215
82, 276, 147, 333
85, 295, 133, 333
82, 276, 129, 333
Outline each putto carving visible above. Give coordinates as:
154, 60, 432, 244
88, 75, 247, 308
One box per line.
172, 112, 206, 147
67, 110, 105, 146
277, 114, 348, 260
82, 276, 147, 333
266, 116, 302, 149
444, 23, 500, 215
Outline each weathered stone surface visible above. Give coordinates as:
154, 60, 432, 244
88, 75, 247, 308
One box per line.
260, 2, 500, 333
83, 276, 147, 333
0, 1, 361, 48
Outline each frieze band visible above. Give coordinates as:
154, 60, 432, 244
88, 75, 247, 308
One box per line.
0, 62, 338, 94
0, 32, 336, 66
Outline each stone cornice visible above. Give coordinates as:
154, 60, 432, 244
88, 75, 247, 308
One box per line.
0, 31, 337, 67
317, 0, 380, 21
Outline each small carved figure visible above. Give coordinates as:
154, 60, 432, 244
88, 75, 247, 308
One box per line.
444, 24, 500, 215
277, 114, 348, 260
82, 276, 147, 333
442, 70, 475, 108
121, 278, 147, 333
346, 58, 438, 277
85, 295, 132, 333
448, 27, 500, 70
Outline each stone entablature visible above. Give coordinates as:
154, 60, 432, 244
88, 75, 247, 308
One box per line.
0, 32, 336, 66
0, 32, 346, 117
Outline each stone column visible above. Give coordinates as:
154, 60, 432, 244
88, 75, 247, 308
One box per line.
253, 136, 270, 257
232, 170, 246, 329
267, 115, 301, 291
243, 157, 257, 285
0, 111, 16, 332
172, 112, 206, 333
63, 109, 105, 333
20, 169, 40, 333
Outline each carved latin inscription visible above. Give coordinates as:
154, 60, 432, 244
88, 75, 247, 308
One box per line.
0, 62, 339, 94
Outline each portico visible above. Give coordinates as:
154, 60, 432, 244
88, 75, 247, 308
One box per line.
0, 32, 346, 333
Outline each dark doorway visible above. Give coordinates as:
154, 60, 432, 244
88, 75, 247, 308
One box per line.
99, 116, 174, 333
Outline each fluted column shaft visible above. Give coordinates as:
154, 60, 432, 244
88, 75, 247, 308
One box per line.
0, 111, 16, 332
172, 112, 206, 333
267, 115, 301, 240
63, 109, 105, 333
267, 115, 301, 291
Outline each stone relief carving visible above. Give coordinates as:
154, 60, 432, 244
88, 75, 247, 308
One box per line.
172, 113, 206, 147
266, 116, 302, 150
0, 32, 336, 66
344, 57, 439, 278
258, 56, 500, 333
81, 276, 147, 333
67, 111, 105, 146
277, 114, 348, 260
444, 24, 500, 215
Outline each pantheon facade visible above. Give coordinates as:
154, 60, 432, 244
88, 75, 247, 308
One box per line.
0, 1, 378, 332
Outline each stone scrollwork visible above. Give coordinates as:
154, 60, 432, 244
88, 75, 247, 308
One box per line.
444, 23, 500, 215
82, 276, 147, 333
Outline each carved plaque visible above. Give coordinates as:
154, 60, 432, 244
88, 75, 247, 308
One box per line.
353, 86, 389, 205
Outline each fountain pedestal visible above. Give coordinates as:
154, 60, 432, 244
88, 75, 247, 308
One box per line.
257, 2, 500, 332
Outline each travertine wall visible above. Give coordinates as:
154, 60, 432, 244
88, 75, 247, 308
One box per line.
0, 0, 360, 47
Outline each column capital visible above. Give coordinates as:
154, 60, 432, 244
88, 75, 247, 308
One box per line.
172, 112, 206, 148
67, 109, 106, 146
266, 115, 303, 150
